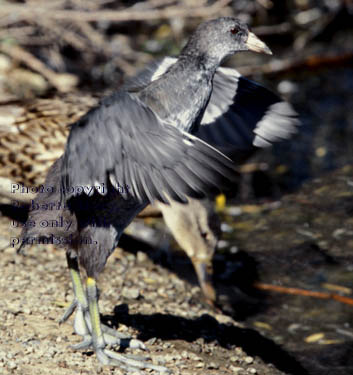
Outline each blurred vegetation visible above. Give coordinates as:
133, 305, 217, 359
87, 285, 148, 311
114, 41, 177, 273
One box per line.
0, 0, 351, 98
0, 0, 352, 196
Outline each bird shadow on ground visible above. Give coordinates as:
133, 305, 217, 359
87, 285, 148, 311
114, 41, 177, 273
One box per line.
101, 304, 309, 375
119, 232, 268, 321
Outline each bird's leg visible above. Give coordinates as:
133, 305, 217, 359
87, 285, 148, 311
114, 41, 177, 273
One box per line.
58, 253, 169, 371
59, 252, 91, 343
84, 276, 170, 373
59, 252, 134, 347
85, 277, 105, 356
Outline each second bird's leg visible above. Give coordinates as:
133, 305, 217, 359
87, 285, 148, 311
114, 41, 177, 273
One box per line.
59, 252, 136, 347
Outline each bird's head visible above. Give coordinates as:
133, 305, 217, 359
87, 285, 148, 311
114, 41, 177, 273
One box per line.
182, 17, 272, 66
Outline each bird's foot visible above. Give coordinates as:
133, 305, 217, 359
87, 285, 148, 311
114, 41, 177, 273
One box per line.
59, 300, 170, 373
72, 335, 168, 374
60, 299, 142, 347
70, 323, 146, 351
72, 315, 169, 374
94, 347, 170, 374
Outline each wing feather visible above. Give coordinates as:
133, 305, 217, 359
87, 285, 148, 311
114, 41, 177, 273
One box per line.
197, 67, 300, 150
127, 58, 300, 155
62, 90, 237, 204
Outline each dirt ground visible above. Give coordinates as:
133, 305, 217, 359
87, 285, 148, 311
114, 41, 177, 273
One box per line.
1, 166, 353, 375
0, 216, 285, 375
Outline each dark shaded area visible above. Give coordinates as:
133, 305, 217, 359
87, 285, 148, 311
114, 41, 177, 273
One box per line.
119, 232, 266, 320
120, 166, 353, 375
227, 167, 353, 375
296, 343, 353, 375
101, 304, 310, 375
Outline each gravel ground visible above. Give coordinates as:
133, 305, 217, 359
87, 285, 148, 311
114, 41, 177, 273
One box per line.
0, 216, 284, 375
2, 166, 353, 375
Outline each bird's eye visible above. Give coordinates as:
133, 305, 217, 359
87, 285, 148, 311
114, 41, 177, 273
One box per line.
230, 27, 240, 35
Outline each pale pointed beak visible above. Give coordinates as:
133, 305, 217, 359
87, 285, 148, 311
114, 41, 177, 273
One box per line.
246, 32, 272, 55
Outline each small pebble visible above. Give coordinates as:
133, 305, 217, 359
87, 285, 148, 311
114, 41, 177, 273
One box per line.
230, 366, 245, 374
146, 337, 157, 345
216, 314, 233, 324
164, 354, 176, 362
122, 287, 140, 299
8, 361, 17, 370
207, 361, 219, 369
136, 251, 148, 263
245, 356, 254, 364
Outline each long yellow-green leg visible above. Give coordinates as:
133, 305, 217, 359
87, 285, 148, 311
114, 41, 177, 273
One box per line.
85, 276, 146, 349
59, 255, 169, 371
85, 277, 170, 372
59, 253, 141, 350
85, 277, 108, 363
59, 252, 91, 341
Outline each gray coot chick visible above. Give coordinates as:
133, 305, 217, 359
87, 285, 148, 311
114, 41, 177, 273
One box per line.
20, 17, 299, 372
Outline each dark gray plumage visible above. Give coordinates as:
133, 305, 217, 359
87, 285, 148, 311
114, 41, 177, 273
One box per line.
62, 91, 236, 204
129, 57, 299, 152
20, 17, 299, 372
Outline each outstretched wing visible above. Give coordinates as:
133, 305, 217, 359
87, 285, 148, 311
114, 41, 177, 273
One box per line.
62, 91, 237, 204
198, 66, 300, 149
127, 58, 300, 151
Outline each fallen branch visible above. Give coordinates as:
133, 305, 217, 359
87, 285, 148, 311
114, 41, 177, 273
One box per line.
254, 282, 353, 306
